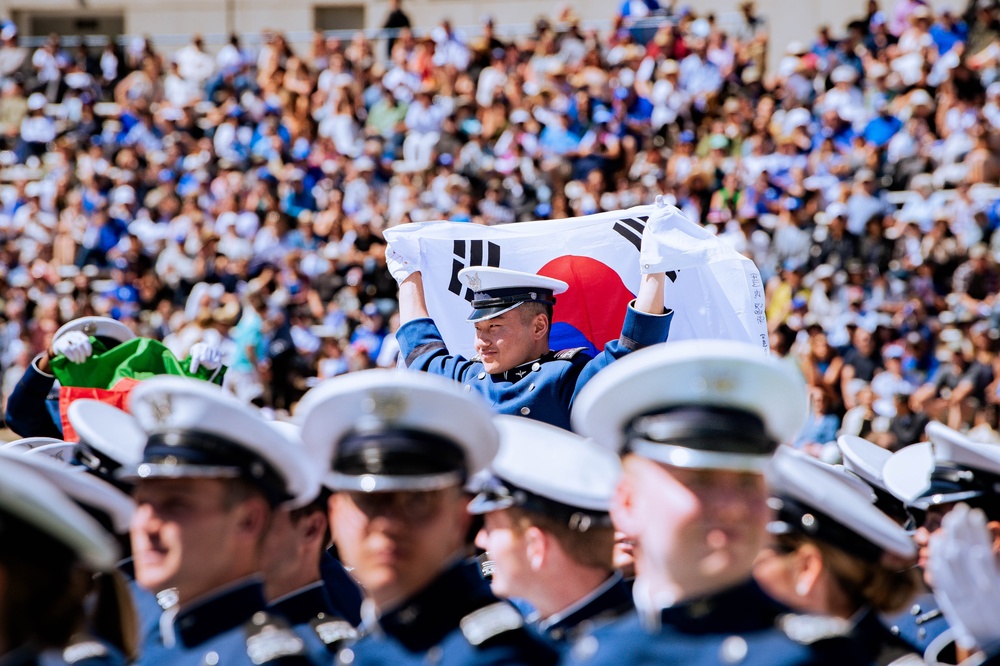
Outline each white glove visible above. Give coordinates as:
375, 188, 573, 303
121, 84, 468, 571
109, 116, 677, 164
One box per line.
639, 197, 718, 275
189, 341, 222, 373
928, 503, 1000, 653
386, 244, 418, 284
51, 331, 93, 364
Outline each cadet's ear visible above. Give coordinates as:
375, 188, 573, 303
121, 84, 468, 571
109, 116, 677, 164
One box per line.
300, 510, 328, 546
987, 520, 1000, 555
791, 542, 825, 598
524, 525, 547, 570
610, 472, 640, 536
236, 495, 271, 540
532, 313, 549, 340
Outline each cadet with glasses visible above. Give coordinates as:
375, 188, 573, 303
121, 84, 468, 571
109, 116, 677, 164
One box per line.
296, 370, 559, 666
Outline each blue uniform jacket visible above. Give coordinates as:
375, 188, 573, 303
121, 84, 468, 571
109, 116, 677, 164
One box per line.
538, 573, 633, 646
336, 560, 559, 666
883, 591, 949, 655
268, 581, 357, 663
320, 548, 364, 626
396, 304, 673, 430
849, 608, 920, 666
136, 578, 316, 665
4, 358, 62, 438
563, 579, 873, 666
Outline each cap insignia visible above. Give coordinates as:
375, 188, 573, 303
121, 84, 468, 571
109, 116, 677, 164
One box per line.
361, 390, 407, 422
698, 372, 738, 395
467, 272, 482, 291
147, 394, 173, 425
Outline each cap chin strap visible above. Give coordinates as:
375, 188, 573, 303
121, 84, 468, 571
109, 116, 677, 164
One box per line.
908, 489, 984, 511
324, 470, 465, 493
627, 439, 772, 473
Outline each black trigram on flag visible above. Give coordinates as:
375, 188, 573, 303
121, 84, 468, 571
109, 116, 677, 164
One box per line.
612, 215, 678, 283
448, 239, 502, 301
613, 215, 649, 251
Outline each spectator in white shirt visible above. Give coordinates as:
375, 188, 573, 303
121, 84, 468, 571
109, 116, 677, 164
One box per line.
174, 35, 215, 90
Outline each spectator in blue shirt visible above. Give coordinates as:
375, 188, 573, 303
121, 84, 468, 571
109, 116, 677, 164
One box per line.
863, 98, 903, 148
930, 10, 967, 55
794, 387, 842, 453
538, 114, 582, 158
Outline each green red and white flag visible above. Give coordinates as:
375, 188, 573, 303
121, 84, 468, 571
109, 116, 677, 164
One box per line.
50, 337, 226, 441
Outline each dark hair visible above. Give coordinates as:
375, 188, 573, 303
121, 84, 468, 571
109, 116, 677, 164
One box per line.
517, 302, 553, 328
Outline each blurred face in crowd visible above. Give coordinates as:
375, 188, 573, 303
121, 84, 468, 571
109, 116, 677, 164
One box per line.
330, 486, 471, 610
473, 305, 550, 374
613, 455, 769, 601
131, 478, 269, 603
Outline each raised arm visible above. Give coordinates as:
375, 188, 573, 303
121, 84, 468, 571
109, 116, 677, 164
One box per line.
398, 271, 430, 323
633, 272, 666, 315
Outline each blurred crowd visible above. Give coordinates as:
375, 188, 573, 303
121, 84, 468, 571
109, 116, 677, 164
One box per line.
0, 0, 999, 444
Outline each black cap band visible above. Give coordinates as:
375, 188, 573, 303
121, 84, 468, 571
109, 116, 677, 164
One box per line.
471, 287, 557, 310
770, 495, 884, 562
470, 475, 611, 532
141, 430, 291, 507
909, 463, 1000, 509
626, 406, 775, 457
334, 429, 467, 481
74, 442, 129, 492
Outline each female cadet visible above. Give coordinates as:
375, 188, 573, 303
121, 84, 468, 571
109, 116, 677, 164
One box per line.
754, 446, 923, 666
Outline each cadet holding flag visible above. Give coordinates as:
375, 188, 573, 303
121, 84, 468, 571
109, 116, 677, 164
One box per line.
565, 340, 871, 665
389, 217, 674, 430
5, 315, 225, 440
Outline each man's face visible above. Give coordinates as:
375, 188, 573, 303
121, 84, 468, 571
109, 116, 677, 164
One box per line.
131, 478, 265, 602
473, 308, 542, 374
330, 486, 471, 609
475, 510, 531, 599
615, 456, 769, 597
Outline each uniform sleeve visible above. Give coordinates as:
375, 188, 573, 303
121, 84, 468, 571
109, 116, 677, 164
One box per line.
4, 355, 62, 439
567, 302, 673, 409
396, 318, 479, 383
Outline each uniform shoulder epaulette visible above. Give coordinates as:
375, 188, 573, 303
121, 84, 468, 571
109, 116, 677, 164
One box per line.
310, 613, 357, 648
778, 613, 853, 645
244, 611, 309, 664
553, 347, 589, 360
460, 602, 525, 646
63, 639, 110, 664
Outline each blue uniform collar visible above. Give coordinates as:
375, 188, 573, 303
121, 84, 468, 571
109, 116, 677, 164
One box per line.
172, 576, 267, 648
369, 559, 498, 651
268, 581, 337, 626
539, 572, 633, 640
497, 355, 548, 382
651, 579, 788, 634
